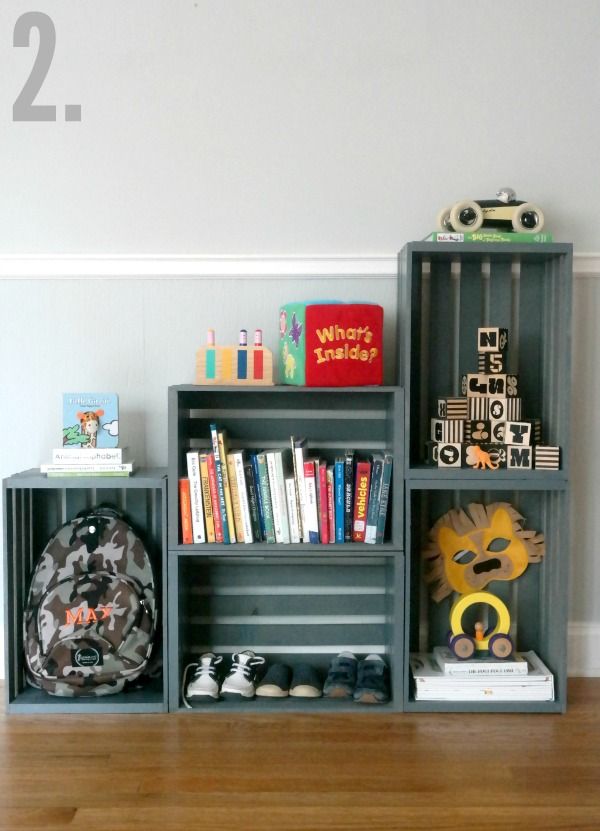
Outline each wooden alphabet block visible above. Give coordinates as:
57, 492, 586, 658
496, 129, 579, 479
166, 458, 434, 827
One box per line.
478, 327, 508, 353
437, 443, 462, 468
478, 352, 505, 374
467, 397, 489, 420
488, 397, 522, 422
534, 446, 560, 470
464, 420, 491, 442
463, 373, 507, 397
507, 445, 533, 469
490, 419, 506, 443
527, 417, 542, 444
431, 418, 465, 443
464, 443, 507, 470
505, 421, 532, 446
437, 397, 468, 419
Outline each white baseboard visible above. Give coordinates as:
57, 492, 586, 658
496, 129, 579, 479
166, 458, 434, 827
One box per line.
0, 622, 598, 680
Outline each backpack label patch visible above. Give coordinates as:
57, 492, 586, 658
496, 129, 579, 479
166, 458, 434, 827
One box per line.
73, 646, 103, 668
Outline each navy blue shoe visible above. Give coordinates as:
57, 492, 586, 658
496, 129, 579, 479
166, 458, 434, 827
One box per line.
353, 654, 390, 704
323, 652, 357, 699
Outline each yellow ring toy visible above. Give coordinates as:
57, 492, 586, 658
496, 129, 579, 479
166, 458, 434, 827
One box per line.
450, 591, 511, 651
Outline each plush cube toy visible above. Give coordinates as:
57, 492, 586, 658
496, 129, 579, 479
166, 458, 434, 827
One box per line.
278, 302, 383, 386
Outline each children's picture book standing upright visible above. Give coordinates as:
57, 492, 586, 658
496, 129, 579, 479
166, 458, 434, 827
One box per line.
62, 393, 119, 449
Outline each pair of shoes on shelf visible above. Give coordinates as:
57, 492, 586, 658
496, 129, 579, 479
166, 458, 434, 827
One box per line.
323, 651, 390, 704
255, 662, 322, 698
183, 650, 265, 706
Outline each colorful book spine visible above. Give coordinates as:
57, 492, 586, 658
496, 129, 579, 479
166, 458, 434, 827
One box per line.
365, 454, 384, 545
256, 452, 276, 544
426, 230, 554, 244
375, 454, 393, 544
186, 450, 206, 544
199, 452, 216, 543
352, 460, 371, 543
232, 451, 254, 544
303, 460, 320, 544
250, 453, 267, 541
209, 424, 231, 544
327, 465, 335, 544
318, 461, 329, 545
226, 453, 245, 543
244, 460, 262, 542
206, 451, 224, 543
178, 478, 193, 545
51, 447, 126, 464
266, 450, 291, 544
285, 477, 301, 544
344, 450, 355, 542
334, 457, 345, 543
291, 436, 308, 542
217, 430, 237, 543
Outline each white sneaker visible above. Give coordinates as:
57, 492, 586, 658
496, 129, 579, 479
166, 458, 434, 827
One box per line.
182, 653, 223, 707
220, 650, 266, 699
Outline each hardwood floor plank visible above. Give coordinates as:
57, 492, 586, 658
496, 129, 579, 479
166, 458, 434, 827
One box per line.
1, 679, 599, 831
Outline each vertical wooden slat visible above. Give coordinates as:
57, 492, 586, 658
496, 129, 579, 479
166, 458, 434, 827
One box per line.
419, 257, 431, 456
481, 255, 491, 325
451, 257, 461, 396
510, 255, 521, 373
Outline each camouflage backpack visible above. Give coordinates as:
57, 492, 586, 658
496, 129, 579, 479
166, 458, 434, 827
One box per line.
23, 506, 158, 697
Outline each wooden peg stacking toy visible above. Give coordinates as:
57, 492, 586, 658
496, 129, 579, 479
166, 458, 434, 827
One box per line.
196, 328, 274, 385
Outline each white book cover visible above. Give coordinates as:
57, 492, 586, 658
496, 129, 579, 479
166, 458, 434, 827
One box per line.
285, 477, 301, 543
41, 462, 134, 473
51, 447, 127, 464
292, 437, 308, 542
232, 451, 254, 544
410, 652, 554, 701
186, 451, 206, 543
266, 450, 291, 544
302, 460, 320, 544
432, 645, 529, 676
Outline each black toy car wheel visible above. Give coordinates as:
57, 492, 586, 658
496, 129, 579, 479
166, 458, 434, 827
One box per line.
449, 200, 484, 232
512, 202, 545, 233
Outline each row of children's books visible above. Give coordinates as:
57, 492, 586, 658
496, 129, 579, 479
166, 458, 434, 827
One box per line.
179, 424, 393, 545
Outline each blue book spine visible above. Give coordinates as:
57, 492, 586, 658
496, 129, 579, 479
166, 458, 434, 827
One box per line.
375, 454, 393, 544
334, 458, 345, 543
210, 423, 231, 544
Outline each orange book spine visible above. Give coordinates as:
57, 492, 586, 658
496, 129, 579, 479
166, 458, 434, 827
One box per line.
179, 478, 193, 545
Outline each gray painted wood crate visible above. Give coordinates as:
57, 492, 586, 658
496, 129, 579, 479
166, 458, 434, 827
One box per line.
399, 242, 572, 712
2, 468, 168, 714
167, 385, 404, 712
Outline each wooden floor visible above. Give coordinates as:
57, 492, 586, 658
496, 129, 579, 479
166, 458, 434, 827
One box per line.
1, 679, 600, 831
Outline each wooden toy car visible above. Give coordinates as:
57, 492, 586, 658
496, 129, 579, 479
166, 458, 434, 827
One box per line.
448, 591, 514, 660
437, 188, 545, 234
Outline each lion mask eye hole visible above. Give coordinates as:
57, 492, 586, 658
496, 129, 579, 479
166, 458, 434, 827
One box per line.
452, 549, 476, 565
488, 537, 510, 553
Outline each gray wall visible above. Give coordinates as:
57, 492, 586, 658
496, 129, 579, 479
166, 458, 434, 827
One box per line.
1, 1, 599, 673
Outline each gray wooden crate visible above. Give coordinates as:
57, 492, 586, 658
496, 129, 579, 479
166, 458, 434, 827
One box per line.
399, 242, 572, 477
168, 385, 404, 549
168, 552, 403, 713
2, 468, 168, 714
404, 484, 568, 713
399, 242, 572, 713
167, 385, 404, 712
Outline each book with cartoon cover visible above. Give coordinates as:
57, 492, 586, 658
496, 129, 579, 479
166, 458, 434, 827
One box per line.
62, 393, 119, 448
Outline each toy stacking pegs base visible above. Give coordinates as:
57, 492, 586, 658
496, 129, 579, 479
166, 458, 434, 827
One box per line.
196, 329, 274, 386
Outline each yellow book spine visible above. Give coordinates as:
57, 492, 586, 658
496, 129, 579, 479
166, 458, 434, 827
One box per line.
217, 431, 237, 543
226, 453, 245, 542
199, 453, 216, 543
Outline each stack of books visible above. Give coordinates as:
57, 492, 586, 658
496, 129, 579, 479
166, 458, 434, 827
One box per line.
410, 647, 554, 702
179, 424, 393, 545
41, 393, 134, 477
